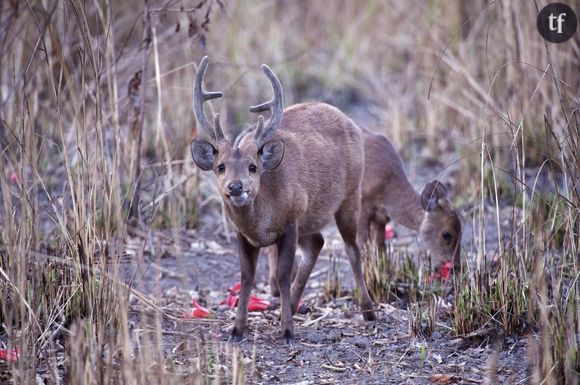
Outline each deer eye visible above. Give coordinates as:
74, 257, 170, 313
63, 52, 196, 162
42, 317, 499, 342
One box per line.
442, 231, 452, 244
248, 164, 257, 173
216, 164, 225, 173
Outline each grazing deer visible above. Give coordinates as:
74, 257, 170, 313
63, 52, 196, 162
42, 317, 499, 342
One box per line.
268, 129, 462, 297
190, 56, 375, 344
357, 128, 462, 269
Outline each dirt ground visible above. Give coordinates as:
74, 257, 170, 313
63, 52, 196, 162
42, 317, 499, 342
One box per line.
123, 207, 530, 385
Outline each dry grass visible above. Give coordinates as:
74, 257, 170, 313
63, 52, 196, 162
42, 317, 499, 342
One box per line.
0, 0, 578, 383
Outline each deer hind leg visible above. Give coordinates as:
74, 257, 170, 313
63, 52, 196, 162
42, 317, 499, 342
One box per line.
267, 246, 280, 297
268, 246, 299, 298
357, 203, 374, 253
290, 232, 324, 313
370, 214, 390, 257
275, 221, 298, 344
335, 202, 376, 321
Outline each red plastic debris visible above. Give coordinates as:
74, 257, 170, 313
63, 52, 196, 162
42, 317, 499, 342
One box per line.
248, 296, 271, 311
427, 260, 454, 283
220, 292, 239, 308
8, 170, 19, 185
384, 224, 397, 240
218, 282, 271, 312
0, 348, 19, 362
440, 260, 453, 280
190, 298, 214, 319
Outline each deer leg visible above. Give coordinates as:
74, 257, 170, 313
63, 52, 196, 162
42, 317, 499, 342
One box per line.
267, 246, 280, 297
229, 232, 260, 343
357, 204, 374, 251
276, 221, 298, 344
290, 232, 324, 313
371, 217, 389, 257
336, 204, 376, 321
269, 246, 300, 298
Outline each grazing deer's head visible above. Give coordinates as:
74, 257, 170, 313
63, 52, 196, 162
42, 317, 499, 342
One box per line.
419, 180, 462, 267
190, 56, 285, 207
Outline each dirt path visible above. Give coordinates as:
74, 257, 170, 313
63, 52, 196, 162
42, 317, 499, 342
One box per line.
123, 218, 529, 384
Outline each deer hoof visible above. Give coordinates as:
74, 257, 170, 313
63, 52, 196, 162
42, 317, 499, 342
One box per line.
228, 328, 244, 343
363, 309, 377, 321
282, 330, 295, 345
270, 287, 280, 297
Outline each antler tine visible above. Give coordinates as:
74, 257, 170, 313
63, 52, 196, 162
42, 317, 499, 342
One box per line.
249, 64, 284, 144
193, 56, 224, 141
252, 115, 265, 143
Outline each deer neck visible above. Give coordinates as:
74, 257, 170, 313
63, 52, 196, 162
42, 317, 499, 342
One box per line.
388, 180, 425, 231
225, 201, 257, 232
223, 197, 280, 248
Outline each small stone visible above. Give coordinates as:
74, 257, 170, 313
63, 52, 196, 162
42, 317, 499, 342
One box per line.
347, 336, 368, 349
304, 331, 326, 343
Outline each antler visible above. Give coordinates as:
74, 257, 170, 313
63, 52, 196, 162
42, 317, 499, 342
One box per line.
250, 64, 284, 145
193, 56, 225, 142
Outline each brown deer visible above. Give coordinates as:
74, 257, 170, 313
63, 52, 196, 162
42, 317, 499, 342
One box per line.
190, 56, 375, 344
268, 129, 462, 298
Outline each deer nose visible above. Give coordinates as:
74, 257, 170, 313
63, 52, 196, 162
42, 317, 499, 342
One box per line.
228, 181, 244, 197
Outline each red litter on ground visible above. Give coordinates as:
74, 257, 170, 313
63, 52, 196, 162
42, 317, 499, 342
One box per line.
427, 260, 453, 283
0, 347, 19, 362
218, 282, 271, 311
190, 298, 215, 319
440, 260, 452, 280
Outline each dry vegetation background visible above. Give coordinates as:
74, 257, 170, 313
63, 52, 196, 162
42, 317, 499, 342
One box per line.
0, 0, 578, 384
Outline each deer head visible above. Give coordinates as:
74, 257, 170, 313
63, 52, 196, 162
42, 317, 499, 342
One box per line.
190, 56, 286, 208
419, 180, 462, 268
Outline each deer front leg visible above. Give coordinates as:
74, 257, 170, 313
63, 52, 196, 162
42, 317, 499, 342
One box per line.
336, 203, 376, 321
229, 232, 260, 343
276, 221, 298, 344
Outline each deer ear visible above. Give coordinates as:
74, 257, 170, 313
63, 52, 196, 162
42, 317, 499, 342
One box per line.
421, 180, 449, 212
259, 139, 285, 170
191, 139, 217, 171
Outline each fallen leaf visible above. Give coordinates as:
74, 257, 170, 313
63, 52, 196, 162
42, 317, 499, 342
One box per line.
432, 353, 443, 364
429, 373, 457, 384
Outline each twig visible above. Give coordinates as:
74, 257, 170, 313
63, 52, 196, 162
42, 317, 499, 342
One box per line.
302, 309, 331, 327
128, 2, 152, 222
321, 363, 346, 372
